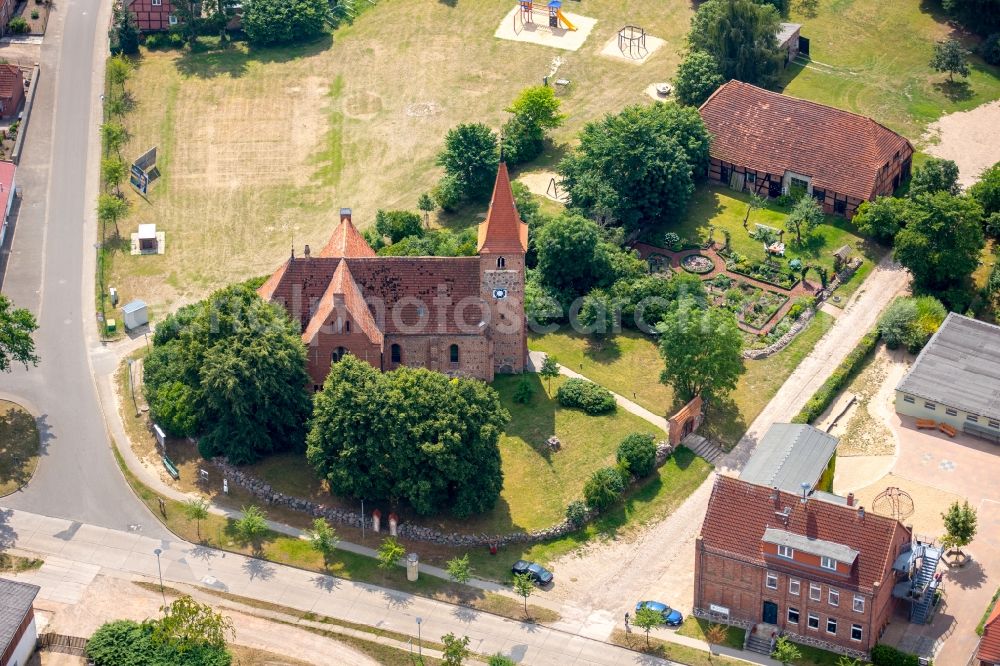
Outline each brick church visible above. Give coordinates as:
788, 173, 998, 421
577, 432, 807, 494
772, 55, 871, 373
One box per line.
258, 163, 528, 387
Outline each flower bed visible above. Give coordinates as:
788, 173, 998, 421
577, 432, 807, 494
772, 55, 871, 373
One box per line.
681, 254, 715, 274
646, 252, 674, 276
727, 260, 799, 290
741, 290, 789, 330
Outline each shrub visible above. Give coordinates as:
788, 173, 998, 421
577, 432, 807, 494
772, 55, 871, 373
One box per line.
583, 466, 626, 511
878, 296, 946, 352
792, 329, 880, 424
616, 433, 657, 478
787, 296, 815, 320
431, 174, 463, 213
30, 9, 39, 19
565, 500, 587, 527
982, 33, 1000, 65
870, 643, 920, 666
557, 378, 616, 415
8, 17, 29, 33
513, 375, 535, 404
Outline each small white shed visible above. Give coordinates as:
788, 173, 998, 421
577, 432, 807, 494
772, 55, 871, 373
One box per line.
122, 299, 149, 331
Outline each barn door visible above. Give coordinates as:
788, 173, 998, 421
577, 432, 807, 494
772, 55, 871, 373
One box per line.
798, 36, 810, 56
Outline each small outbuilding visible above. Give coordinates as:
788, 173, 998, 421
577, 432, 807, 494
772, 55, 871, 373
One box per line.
122, 299, 149, 331
776, 22, 802, 65
0, 577, 41, 666
739, 423, 839, 493
137, 224, 158, 252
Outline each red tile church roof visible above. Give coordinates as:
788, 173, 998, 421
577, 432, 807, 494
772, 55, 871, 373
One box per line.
698, 81, 912, 202
319, 217, 377, 258
478, 162, 528, 254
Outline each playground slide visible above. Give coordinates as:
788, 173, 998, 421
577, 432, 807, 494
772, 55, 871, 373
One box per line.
556, 9, 577, 30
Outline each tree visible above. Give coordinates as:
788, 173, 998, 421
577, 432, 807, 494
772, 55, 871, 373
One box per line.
704, 623, 729, 656
101, 122, 128, 156
565, 500, 587, 527
153, 595, 234, 652
559, 103, 710, 229
578, 288, 619, 342
234, 505, 268, 551
633, 606, 662, 648
971, 161, 1000, 217
144, 285, 311, 464
446, 554, 472, 584
771, 636, 802, 665
102, 157, 127, 196
97, 193, 129, 237
853, 196, 910, 244
617, 433, 657, 478
441, 632, 471, 666
878, 295, 947, 353
375, 209, 423, 244
583, 466, 626, 511
512, 572, 534, 617
437, 123, 499, 203
307, 357, 509, 518
307, 518, 339, 564
785, 195, 824, 245
169, 0, 202, 44
376, 536, 405, 571
674, 50, 725, 107
0, 295, 39, 373
688, 0, 782, 88
106, 55, 132, 94
432, 174, 463, 213
502, 85, 565, 165
894, 192, 984, 296
111, 3, 140, 55
942, 500, 978, 554
657, 298, 745, 402
87, 617, 232, 666
539, 355, 560, 395
981, 32, 1000, 65
910, 157, 961, 197
417, 191, 435, 227
512, 375, 535, 404
243, 0, 332, 47
202, 0, 239, 39
535, 214, 604, 298
930, 38, 970, 82
182, 498, 210, 540
743, 192, 767, 229
941, 0, 1000, 34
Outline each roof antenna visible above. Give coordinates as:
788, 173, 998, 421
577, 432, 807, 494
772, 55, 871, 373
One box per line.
800, 481, 810, 504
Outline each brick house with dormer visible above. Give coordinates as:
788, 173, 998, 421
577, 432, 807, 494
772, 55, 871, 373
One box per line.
125, 0, 177, 32
258, 163, 528, 388
694, 476, 913, 659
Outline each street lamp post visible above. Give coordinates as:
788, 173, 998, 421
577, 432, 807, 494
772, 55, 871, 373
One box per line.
153, 548, 166, 611
416, 617, 422, 660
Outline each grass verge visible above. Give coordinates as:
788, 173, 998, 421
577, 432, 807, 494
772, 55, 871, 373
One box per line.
0, 400, 40, 497
676, 617, 744, 649
608, 628, 745, 666
0, 552, 44, 573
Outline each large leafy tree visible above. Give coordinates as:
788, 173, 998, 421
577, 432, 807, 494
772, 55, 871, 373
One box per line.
673, 50, 725, 107
942, 500, 978, 554
534, 214, 604, 299
853, 196, 911, 245
375, 209, 423, 244
110, 3, 140, 55
688, 0, 782, 88
930, 38, 971, 82
306, 356, 509, 517
785, 195, 824, 245
971, 161, 1000, 217
437, 123, 500, 203
0, 295, 38, 373
893, 192, 985, 294
941, 0, 1000, 34
243, 0, 332, 47
910, 157, 961, 197
502, 86, 565, 165
559, 103, 710, 229
657, 297, 745, 402
143, 285, 311, 465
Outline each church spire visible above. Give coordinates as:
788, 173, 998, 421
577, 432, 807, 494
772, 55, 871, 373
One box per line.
477, 162, 528, 254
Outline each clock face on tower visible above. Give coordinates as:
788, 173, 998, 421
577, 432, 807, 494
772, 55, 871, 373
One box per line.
493, 288, 507, 300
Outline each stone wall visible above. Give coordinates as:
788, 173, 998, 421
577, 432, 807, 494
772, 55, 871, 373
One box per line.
209, 440, 678, 548
743, 308, 816, 360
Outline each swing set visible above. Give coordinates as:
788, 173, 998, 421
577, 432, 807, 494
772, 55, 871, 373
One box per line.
515, 0, 577, 31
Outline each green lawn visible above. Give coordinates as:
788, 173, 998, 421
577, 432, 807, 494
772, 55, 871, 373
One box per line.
781, 0, 1000, 139
676, 617, 745, 649
530, 311, 835, 446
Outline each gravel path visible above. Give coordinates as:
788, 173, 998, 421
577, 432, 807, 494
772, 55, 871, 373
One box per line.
546, 254, 911, 636
923, 99, 1000, 187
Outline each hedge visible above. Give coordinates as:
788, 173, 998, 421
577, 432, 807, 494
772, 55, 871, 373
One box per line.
870, 643, 922, 666
557, 378, 617, 415
791, 328, 880, 424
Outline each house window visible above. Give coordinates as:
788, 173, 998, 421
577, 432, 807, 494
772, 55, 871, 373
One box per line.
834, 199, 847, 215
345, 320, 351, 333
766, 572, 778, 590
851, 624, 863, 641
497, 257, 506, 269
968, 414, 979, 423
853, 595, 865, 613
168, 13, 178, 24
778, 545, 794, 559
827, 618, 837, 635
807, 613, 819, 630
746, 172, 756, 184
903, 395, 915, 404
894, 150, 901, 160
812, 188, 826, 203
820, 557, 837, 571
924, 401, 936, 410
829, 589, 839, 607
450, 344, 459, 364
990, 420, 1000, 429
313, 384, 320, 393
390, 344, 401, 364
790, 176, 809, 191
151, 0, 161, 5
331, 346, 347, 363
789, 579, 800, 596
788, 607, 800, 624
810, 584, 821, 601
946, 408, 957, 416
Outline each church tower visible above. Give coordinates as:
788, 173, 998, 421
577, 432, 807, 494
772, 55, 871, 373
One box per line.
477, 163, 528, 374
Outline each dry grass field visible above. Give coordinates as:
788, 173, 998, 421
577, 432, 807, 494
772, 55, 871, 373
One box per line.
108, 0, 694, 313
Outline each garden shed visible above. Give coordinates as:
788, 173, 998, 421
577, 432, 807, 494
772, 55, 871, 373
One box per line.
122, 299, 149, 331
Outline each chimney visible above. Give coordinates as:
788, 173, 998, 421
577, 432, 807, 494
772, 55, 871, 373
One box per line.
340, 208, 352, 224
847, 492, 855, 507
290, 246, 295, 259
799, 481, 810, 504
304, 244, 311, 258
858, 506, 865, 520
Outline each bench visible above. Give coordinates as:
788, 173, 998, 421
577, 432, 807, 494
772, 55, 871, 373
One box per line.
916, 419, 937, 429
162, 456, 180, 480
938, 423, 957, 438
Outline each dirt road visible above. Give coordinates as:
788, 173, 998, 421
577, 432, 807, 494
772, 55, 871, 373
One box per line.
546, 255, 911, 638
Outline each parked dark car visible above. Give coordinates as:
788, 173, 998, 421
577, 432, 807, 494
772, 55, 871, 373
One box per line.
635, 600, 683, 626
511, 560, 553, 585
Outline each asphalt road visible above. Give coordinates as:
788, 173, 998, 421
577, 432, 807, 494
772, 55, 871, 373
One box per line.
0, 0, 167, 538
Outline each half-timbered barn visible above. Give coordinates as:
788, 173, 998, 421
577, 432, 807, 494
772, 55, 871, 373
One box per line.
698, 81, 913, 218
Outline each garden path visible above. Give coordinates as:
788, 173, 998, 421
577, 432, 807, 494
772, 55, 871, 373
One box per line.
632, 241, 819, 335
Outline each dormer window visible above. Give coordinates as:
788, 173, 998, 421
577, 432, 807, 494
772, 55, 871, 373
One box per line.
820, 556, 837, 571
777, 545, 794, 559
497, 256, 506, 269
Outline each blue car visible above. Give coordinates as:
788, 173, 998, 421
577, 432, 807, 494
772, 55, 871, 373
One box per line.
512, 560, 554, 586
635, 600, 683, 626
